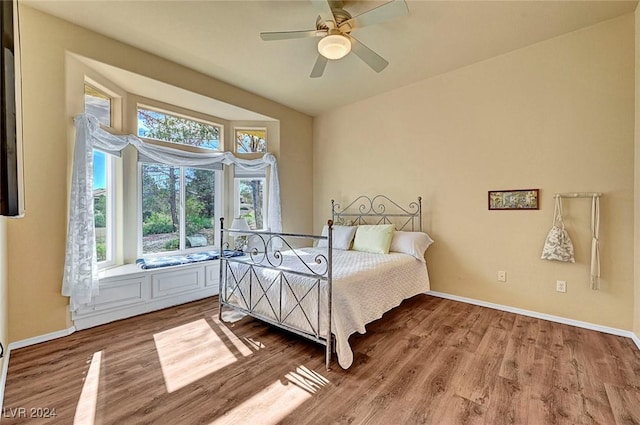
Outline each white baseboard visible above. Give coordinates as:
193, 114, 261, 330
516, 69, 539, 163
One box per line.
8, 326, 76, 351
0, 347, 10, 414
427, 291, 636, 339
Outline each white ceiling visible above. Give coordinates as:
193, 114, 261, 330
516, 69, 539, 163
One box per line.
26, 0, 638, 117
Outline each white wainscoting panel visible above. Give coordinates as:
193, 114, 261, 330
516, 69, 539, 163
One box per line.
152, 268, 203, 298
73, 261, 219, 330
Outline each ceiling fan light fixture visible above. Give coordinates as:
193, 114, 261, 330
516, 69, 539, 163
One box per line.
318, 34, 351, 60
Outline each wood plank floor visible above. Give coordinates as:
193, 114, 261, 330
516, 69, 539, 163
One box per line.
3, 295, 640, 424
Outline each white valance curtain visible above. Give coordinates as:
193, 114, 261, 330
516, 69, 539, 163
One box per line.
62, 114, 282, 311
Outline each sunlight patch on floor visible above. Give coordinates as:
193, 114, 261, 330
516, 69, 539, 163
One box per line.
285, 365, 330, 394
208, 366, 329, 425
73, 351, 102, 425
211, 316, 255, 356
154, 318, 251, 393
243, 336, 265, 351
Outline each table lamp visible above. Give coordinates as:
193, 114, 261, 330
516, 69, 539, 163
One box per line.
230, 217, 251, 251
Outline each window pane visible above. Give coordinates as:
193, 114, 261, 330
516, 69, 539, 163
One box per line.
238, 179, 264, 229
93, 150, 109, 262
236, 129, 266, 153
185, 168, 216, 248
141, 164, 180, 254
138, 108, 220, 150
84, 85, 111, 127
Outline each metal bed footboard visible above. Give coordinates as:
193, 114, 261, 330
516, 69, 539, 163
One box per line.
219, 218, 334, 370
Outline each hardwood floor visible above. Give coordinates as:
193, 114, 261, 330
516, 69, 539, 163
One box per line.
3, 295, 640, 424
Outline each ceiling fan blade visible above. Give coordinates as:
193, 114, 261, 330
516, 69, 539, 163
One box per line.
310, 0, 336, 27
348, 35, 389, 73
310, 55, 328, 78
260, 29, 324, 41
340, 0, 408, 31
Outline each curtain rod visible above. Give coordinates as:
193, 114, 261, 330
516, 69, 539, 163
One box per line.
554, 192, 602, 198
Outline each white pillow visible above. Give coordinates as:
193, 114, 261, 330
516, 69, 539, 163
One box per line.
316, 225, 356, 250
389, 231, 434, 262
352, 224, 395, 254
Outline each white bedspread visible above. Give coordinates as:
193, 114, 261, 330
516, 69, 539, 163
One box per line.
328, 248, 430, 368
223, 248, 430, 369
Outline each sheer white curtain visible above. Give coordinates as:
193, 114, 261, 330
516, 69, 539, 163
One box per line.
63, 114, 282, 311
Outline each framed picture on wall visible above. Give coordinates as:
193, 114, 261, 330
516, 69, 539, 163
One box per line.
488, 189, 539, 210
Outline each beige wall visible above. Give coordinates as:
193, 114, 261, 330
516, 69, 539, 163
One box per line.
7, 5, 313, 342
314, 15, 635, 330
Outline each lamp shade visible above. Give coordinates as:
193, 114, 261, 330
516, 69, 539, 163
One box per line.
318, 34, 351, 60
230, 217, 251, 237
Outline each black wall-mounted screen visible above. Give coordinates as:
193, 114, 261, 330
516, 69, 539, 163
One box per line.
0, 0, 18, 216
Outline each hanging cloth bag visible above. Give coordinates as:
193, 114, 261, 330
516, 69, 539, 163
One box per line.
541, 197, 575, 263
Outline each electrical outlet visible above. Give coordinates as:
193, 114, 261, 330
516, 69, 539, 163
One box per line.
556, 280, 567, 293
498, 271, 507, 282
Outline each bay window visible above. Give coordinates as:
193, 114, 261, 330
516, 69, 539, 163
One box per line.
67, 63, 281, 318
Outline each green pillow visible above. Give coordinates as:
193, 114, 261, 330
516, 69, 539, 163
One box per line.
352, 224, 395, 254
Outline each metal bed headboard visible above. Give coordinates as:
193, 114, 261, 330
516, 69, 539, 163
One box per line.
331, 195, 422, 232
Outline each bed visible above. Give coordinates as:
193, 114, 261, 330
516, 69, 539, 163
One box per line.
218, 195, 432, 369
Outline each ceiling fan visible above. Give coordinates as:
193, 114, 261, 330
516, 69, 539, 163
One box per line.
260, 0, 409, 78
